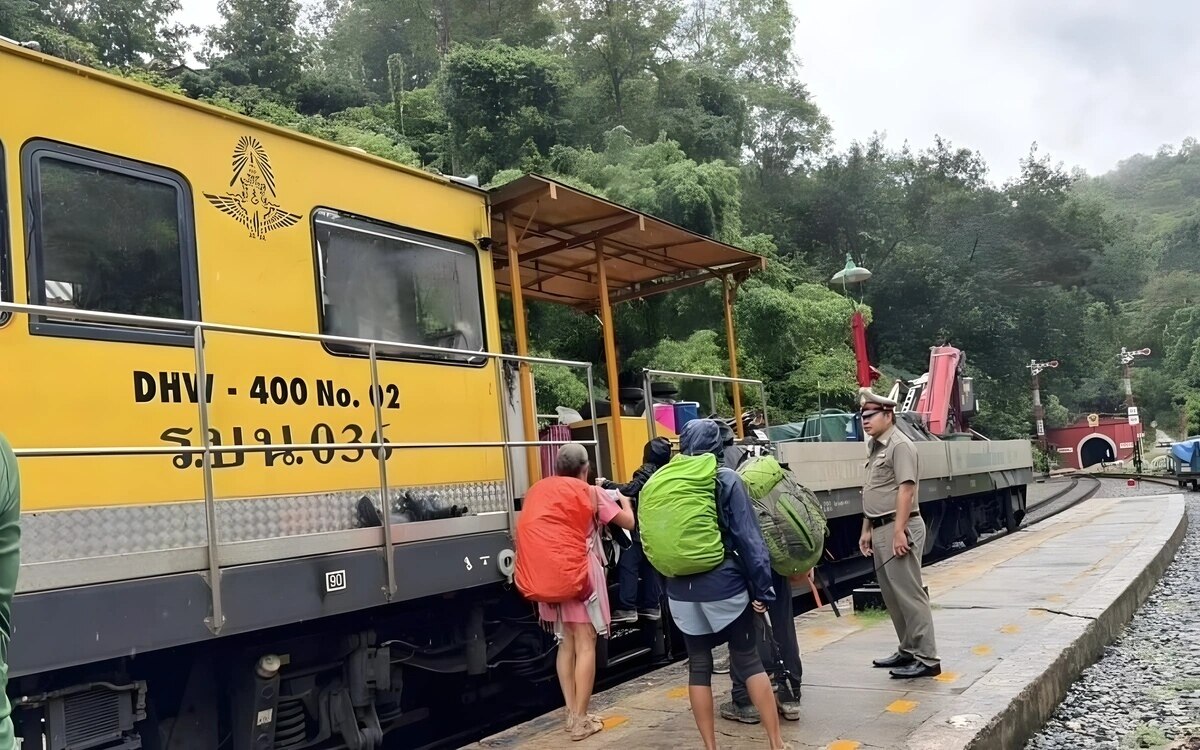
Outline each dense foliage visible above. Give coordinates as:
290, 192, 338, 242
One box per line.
5, 1, 1196, 436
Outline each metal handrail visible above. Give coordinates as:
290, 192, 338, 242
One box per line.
770, 434, 824, 444
642, 368, 764, 386
0, 300, 601, 633
0, 301, 590, 367
641, 368, 771, 444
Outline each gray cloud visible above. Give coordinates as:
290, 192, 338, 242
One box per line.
790, 0, 1200, 181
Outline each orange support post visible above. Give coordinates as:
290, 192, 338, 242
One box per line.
723, 277, 744, 440
504, 212, 541, 483
595, 241, 627, 481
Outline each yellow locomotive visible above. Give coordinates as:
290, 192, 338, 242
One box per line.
0, 39, 768, 750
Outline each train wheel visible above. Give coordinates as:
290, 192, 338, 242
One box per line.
962, 526, 980, 548
1004, 490, 1019, 533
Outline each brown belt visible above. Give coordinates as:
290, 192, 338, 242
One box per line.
868, 510, 919, 529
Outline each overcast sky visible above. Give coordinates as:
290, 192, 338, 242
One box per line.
176, 0, 1200, 182
177, 1, 219, 29
789, 0, 1200, 181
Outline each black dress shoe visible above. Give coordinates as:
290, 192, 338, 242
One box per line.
872, 652, 915, 669
889, 662, 941, 679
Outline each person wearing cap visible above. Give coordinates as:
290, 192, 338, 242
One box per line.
857, 388, 940, 678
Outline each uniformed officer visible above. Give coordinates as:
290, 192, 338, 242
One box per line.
857, 389, 940, 678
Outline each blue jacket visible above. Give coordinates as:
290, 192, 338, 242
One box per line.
664, 420, 775, 604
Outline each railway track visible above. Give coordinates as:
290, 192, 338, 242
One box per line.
1090, 472, 1188, 489
1021, 474, 1102, 526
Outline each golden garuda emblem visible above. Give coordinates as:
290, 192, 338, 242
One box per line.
204, 136, 301, 240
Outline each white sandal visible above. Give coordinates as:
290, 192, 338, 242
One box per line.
570, 715, 603, 741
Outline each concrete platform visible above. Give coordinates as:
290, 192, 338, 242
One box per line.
468, 494, 1187, 750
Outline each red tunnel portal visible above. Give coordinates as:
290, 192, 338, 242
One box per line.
1044, 417, 1142, 470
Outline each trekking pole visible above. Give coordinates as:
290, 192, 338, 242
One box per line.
758, 612, 801, 703
814, 564, 840, 618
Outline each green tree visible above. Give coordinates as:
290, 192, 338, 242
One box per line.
557, 0, 682, 120
1156, 214, 1200, 274
320, 0, 441, 95
652, 62, 746, 163
546, 128, 744, 242
677, 0, 796, 84
735, 281, 864, 419
392, 85, 448, 168
743, 81, 829, 180
530, 354, 590, 415
439, 42, 570, 180
41, 0, 194, 67
0, 0, 37, 39
1043, 394, 1071, 429
293, 71, 375, 116
318, 0, 555, 97
627, 329, 730, 410
202, 0, 306, 91
1124, 272, 1200, 361
447, 0, 555, 49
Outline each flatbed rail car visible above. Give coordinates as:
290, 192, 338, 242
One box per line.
779, 437, 1032, 583
778, 344, 1033, 586
0, 40, 767, 750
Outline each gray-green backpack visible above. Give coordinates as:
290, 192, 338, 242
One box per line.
737, 454, 828, 576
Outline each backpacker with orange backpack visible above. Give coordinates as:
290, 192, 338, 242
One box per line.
513, 476, 597, 603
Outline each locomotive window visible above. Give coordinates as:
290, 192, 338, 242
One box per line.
313, 209, 486, 364
23, 141, 198, 345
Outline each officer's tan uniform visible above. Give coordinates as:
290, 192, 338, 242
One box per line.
861, 392, 939, 668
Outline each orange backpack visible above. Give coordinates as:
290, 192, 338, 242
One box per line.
514, 476, 595, 603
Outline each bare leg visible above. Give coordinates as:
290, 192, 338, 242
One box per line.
688, 685, 718, 750
570, 623, 598, 719
556, 626, 577, 728
744, 672, 784, 748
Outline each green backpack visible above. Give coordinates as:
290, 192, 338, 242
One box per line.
639, 452, 725, 577
738, 454, 828, 576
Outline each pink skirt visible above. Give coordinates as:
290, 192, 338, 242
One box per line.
538, 549, 610, 633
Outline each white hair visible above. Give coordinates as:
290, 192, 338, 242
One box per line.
555, 443, 590, 477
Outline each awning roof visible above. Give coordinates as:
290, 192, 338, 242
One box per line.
490, 174, 765, 308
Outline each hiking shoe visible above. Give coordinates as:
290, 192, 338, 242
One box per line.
719, 701, 760, 724
637, 607, 662, 621
777, 699, 801, 721
611, 609, 638, 623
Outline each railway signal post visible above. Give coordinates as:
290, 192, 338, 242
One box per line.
1028, 358, 1059, 474
1119, 347, 1151, 473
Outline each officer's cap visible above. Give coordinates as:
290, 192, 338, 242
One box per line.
858, 387, 897, 411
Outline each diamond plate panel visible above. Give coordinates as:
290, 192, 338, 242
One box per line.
23, 481, 509, 563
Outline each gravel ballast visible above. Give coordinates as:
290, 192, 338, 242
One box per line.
1026, 479, 1199, 750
